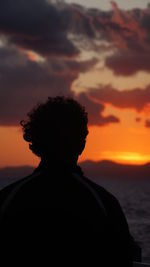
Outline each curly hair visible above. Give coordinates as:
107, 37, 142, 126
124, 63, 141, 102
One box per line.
20, 96, 88, 159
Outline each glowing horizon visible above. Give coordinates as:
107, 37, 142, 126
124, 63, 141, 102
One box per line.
1, 124, 150, 168
93, 151, 150, 165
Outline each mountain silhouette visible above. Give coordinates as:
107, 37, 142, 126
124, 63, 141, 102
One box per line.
0, 166, 34, 189
0, 161, 150, 189
80, 160, 150, 182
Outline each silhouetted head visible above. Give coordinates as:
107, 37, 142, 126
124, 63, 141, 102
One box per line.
21, 96, 88, 164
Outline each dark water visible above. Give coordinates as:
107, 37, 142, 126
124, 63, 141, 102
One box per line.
94, 178, 150, 262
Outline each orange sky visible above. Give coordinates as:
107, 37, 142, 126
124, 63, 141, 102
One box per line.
1, 108, 150, 168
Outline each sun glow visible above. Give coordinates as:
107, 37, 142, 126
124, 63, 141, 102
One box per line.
101, 151, 150, 165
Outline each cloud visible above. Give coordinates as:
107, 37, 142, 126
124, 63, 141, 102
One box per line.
135, 117, 141, 123
0, 0, 100, 58
103, 4, 150, 75
0, 45, 112, 126
145, 120, 150, 128
0, 0, 79, 58
89, 85, 150, 112
0, 0, 150, 75
77, 93, 120, 126
0, 0, 149, 127
0, 45, 98, 125
105, 50, 150, 76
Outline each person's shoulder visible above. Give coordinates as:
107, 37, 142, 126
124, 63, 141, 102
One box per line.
0, 180, 22, 205
82, 175, 117, 202
0, 170, 39, 207
82, 175, 126, 219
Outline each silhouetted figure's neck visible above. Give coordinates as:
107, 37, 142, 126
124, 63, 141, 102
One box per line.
35, 158, 83, 176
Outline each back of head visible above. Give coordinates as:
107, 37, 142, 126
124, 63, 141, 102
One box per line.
21, 96, 88, 163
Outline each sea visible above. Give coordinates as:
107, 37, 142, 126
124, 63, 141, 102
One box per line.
0, 172, 149, 263
93, 177, 150, 263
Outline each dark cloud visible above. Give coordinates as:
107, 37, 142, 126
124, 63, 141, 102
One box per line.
0, 0, 150, 75
77, 93, 120, 126
0, 0, 98, 58
145, 120, 150, 128
135, 117, 141, 123
0, 46, 103, 126
0, 0, 79, 57
52, 57, 98, 74
0, 0, 111, 58
76, 3, 150, 76
105, 51, 150, 76
103, 4, 150, 75
89, 85, 150, 112
0, 63, 72, 125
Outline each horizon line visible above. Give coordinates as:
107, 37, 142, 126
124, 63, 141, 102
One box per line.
1, 159, 150, 170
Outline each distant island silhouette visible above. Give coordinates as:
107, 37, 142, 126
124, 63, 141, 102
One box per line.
80, 160, 150, 181
0, 160, 150, 189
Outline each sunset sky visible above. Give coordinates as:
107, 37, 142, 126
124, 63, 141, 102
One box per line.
1, 0, 150, 167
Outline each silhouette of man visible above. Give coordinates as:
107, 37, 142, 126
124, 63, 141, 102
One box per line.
0, 96, 141, 266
